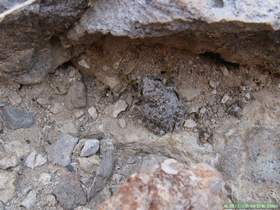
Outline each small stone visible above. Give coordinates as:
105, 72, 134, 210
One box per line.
161, 159, 181, 175
65, 81, 87, 110
58, 120, 78, 135
88, 106, 98, 120
42, 194, 57, 207
209, 80, 219, 89
75, 110, 85, 119
47, 134, 78, 167
221, 94, 231, 104
78, 155, 100, 173
179, 88, 201, 101
0, 155, 18, 169
0, 106, 35, 130
53, 174, 87, 210
118, 118, 126, 128
8, 92, 22, 106
80, 139, 99, 157
50, 103, 64, 114
38, 173, 51, 185
184, 119, 197, 129
227, 102, 243, 118
25, 151, 47, 169
111, 100, 128, 118
221, 66, 230, 76
21, 190, 36, 209
0, 171, 17, 203
78, 59, 90, 69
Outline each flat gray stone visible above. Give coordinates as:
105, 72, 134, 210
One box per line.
53, 173, 87, 210
80, 139, 99, 157
47, 134, 78, 167
0, 106, 35, 130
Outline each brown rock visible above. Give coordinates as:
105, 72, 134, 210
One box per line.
97, 159, 226, 210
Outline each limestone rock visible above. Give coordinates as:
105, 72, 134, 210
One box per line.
47, 133, 78, 167
68, 0, 280, 71
98, 159, 226, 210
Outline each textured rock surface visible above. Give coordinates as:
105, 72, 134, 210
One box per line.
141, 76, 186, 135
0, 0, 88, 84
98, 159, 226, 210
67, 0, 280, 71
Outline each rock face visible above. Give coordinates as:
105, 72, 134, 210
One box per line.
0, 0, 88, 84
98, 159, 226, 210
68, 0, 280, 71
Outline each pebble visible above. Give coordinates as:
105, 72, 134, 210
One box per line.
221, 66, 230, 76
65, 81, 87, 110
25, 151, 47, 169
184, 119, 197, 129
111, 100, 128, 118
47, 134, 78, 167
53, 173, 87, 210
38, 173, 51, 185
0, 171, 17, 203
88, 106, 98, 120
50, 103, 64, 114
209, 80, 219, 89
80, 139, 100, 157
75, 207, 91, 210
179, 88, 201, 101
0, 106, 35, 130
118, 118, 126, 128
21, 190, 37, 209
227, 102, 242, 118
78, 59, 90, 69
161, 159, 180, 175
221, 94, 231, 104
0, 155, 18, 169
75, 110, 85, 119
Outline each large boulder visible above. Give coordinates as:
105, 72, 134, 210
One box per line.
68, 0, 280, 71
97, 159, 226, 210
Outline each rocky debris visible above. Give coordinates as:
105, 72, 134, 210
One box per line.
0, 154, 18, 170
8, 92, 22, 106
25, 151, 47, 169
38, 173, 52, 185
111, 100, 128, 118
140, 76, 186, 135
21, 190, 37, 209
53, 172, 87, 210
0, 105, 35, 130
88, 139, 114, 200
0, 0, 88, 84
80, 139, 100, 157
65, 80, 87, 110
47, 133, 78, 167
88, 106, 98, 120
98, 159, 226, 210
0, 171, 17, 203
